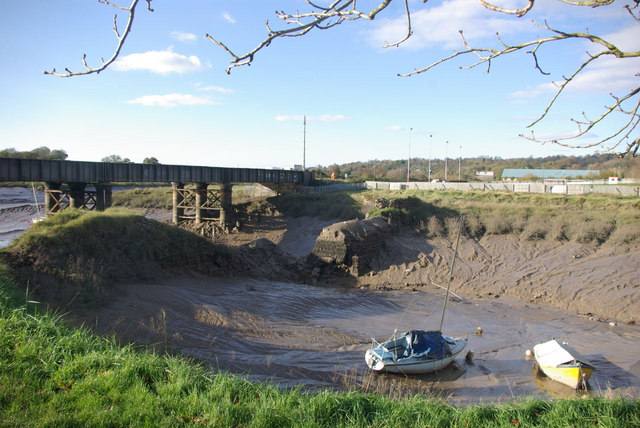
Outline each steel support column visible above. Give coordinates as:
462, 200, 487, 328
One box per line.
195, 182, 208, 224
219, 183, 233, 228
68, 182, 86, 209
43, 182, 62, 216
95, 184, 113, 211
172, 182, 184, 224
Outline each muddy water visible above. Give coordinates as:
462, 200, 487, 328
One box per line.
81, 277, 640, 405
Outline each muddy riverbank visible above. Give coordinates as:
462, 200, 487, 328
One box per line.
68, 277, 640, 405
2, 186, 639, 404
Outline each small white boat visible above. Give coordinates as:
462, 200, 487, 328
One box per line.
533, 339, 594, 389
365, 330, 467, 374
365, 214, 467, 375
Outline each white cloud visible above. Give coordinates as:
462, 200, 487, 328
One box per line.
386, 125, 404, 131
367, 0, 527, 50
170, 31, 198, 42
126, 94, 217, 108
275, 114, 347, 122
222, 12, 236, 24
113, 48, 206, 74
196, 85, 235, 94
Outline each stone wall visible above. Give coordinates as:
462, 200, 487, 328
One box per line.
307, 217, 390, 278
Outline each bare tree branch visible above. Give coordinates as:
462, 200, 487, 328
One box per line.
383, 0, 413, 48
206, 0, 392, 74
43, 0, 152, 77
478, 0, 535, 17
44, 0, 640, 156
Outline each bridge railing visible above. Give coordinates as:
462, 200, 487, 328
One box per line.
0, 158, 308, 185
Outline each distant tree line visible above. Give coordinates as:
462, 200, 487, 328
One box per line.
0, 147, 68, 160
313, 154, 640, 182
100, 155, 159, 164
0, 147, 160, 165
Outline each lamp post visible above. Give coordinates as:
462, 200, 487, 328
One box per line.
407, 128, 413, 182
444, 141, 448, 182
458, 145, 462, 181
428, 134, 432, 182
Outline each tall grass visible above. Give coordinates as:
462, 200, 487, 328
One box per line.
349, 190, 640, 245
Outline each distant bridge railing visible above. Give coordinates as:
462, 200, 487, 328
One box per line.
364, 180, 640, 197
301, 182, 366, 193
0, 158, 311, 185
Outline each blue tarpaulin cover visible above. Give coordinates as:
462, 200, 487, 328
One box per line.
402, 330, 449, 359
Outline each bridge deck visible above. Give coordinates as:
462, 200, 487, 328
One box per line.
0, 158, 309, 185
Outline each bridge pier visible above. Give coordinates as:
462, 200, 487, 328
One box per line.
195, 182, 208, 224
219, 183, 233, 227
170, 182, 234, 228
172, 182, 185, 225
43, 182, 112, 216
95, 184, 113, 211
69, 183, 86, 209
44, 182, 63, 216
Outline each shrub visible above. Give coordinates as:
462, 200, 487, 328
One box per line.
483, 215, 513, 235
425, 216, 445, 238
574, 221, 616, 245
606, 223, 640, 245
463, 213, 485, 238
522, 217, 548, 241
548, 218, 571, 242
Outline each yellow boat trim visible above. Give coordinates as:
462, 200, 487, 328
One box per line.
540, 365, 593, 389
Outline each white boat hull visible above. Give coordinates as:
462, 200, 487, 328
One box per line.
365, 333, 467, 375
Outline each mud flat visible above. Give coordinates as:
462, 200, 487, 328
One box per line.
69, 277, 640, 405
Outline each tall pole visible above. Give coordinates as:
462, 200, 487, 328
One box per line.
303, 115, 306, 171
407, 128, 413, 182
428, 134, 432, 182
439, 213, 464, 332
445, 141, 448, 182
458, 145, 462, 181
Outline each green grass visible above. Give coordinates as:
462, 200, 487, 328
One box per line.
1, 268, 639, 426
269, 191, 364, 220
112, 186, 173, 210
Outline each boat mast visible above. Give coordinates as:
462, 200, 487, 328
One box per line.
438, 213, 464, 332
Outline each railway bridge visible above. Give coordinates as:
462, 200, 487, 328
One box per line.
0, 158, 313, 227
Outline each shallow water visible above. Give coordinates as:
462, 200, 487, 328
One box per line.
84, 277, 640, 405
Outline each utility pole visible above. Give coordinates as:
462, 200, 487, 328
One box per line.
459, 145, 462, 181
407, 128, 413, 182
445, 141, 448, 182
428, 134, 432, 182
303, 115, 306, 171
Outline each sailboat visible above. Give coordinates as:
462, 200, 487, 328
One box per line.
365, 214, 467, 374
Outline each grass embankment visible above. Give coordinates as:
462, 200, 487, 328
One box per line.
274, 190, 640, 246
0, 208, 233, 306
2, 270, 639, 426
112, 186, 639, 245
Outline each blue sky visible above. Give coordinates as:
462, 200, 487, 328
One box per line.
1, 0, 638, 169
